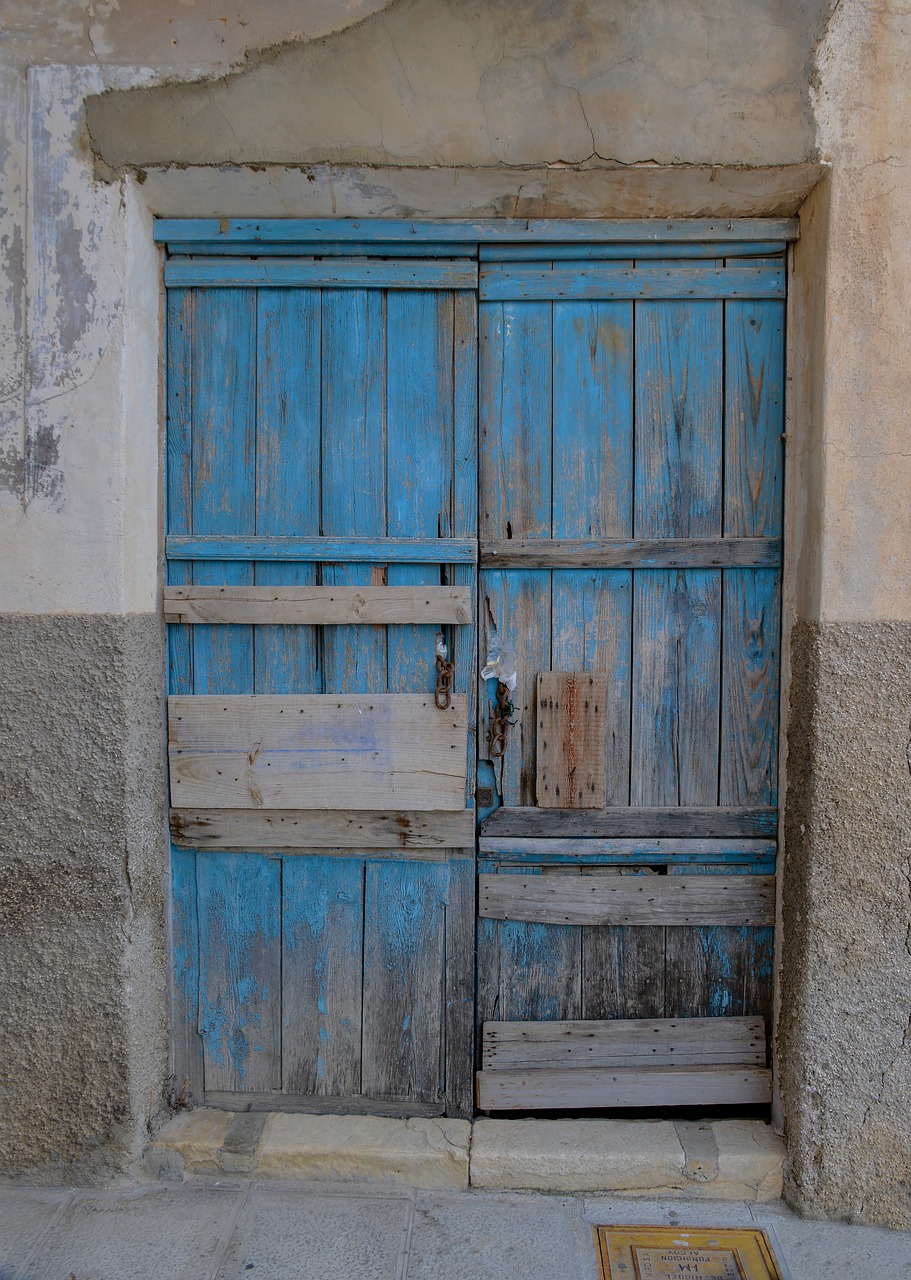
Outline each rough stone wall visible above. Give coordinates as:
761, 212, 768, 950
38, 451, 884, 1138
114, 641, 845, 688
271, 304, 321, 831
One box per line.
0, 615, 164, 1179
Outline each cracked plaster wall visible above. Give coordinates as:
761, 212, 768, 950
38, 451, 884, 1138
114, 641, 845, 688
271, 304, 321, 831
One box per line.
1, 0, 911, 1227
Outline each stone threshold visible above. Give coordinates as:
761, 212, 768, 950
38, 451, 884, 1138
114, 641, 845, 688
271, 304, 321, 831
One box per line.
144, 1110, 784, 1200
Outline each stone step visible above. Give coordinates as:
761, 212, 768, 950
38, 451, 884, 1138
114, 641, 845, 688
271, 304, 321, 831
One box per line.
144, 1110, 783, 1199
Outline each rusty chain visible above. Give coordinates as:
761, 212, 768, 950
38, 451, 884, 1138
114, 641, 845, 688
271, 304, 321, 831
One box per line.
489, 680, 516, 757
434, 652, 455, 710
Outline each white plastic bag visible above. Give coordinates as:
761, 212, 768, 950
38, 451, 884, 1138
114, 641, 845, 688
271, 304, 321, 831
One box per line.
481, 628, 517, 691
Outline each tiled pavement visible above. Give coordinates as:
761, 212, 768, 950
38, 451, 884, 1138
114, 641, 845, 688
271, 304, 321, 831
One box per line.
1, 1180, 909, 1280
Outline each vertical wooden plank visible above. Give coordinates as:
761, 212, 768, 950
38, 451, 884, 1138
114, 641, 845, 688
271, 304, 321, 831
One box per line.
320, 288, 387, 694
720, 570, 781, 806
552, 296, 633, 805
581, 869, 666, 1020
196, 853, 281, 1092
536, 672, 608, 808
254, 287, 321, 695
445, 856, 475, 1117
451, 290, 479, 804
282, 857, 364, 1096
362, 860, 447, 1103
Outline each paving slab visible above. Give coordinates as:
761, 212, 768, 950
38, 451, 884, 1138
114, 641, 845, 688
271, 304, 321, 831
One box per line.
751, 1201, 911, 1280
215, 1186, 411, 1280
406, 1190, 599, 1280
0, 1186, 70, 1276
20, 1185, 240, 1280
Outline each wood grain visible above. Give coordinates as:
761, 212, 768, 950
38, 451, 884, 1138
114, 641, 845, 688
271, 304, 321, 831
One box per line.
536, 672, 608, 808
481, 806, 778, 839
168, 693, 468, 811
476, 1065, 772, 1110
164, 585, 472, 626
480, 266, 785, 302
171, 807, 476, 850
478, 873, 775, 926
481, 538, 780, 568
479, 837, 774, 858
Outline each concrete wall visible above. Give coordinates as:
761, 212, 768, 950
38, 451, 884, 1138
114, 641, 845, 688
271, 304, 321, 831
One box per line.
1, 0, 910, 1227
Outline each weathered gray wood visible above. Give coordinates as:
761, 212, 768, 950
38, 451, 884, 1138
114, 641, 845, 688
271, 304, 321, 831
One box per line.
166, 535, 478, 563
478, 874, 775, 926
536, 672, 608, 808
481, 806, 778, 839
163, 585, 472, 626
204, 1091, 444, 1118
480, 538, 780, 568
479, 837, 774, 858
444, 857, 476, 1118
168, 694, 468, 811
482, 1016, 766, 1070
476, 1065, 772, 1110
171, 807, 476, 850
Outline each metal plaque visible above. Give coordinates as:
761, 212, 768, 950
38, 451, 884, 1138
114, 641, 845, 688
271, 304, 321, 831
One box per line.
594, 1226, 785, 1280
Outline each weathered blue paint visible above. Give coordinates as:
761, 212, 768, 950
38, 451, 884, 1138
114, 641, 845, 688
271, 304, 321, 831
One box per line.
165, 535, 478, 562
165, 258, 479, 289
479, 265, 785, 302
480, 243, 787, 261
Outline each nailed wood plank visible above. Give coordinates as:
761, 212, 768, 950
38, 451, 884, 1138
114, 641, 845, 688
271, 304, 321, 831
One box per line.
481, 806, 778, 839
163, 585, 473, 626
581, 871, 666, 1019
171, 808, 476, 850
156, 217, 800, 245
166, 535, 478, 563
168, 693, 469, 811
476, 1065, 772, 1110
165, 257, 479, 289
478, 874, 775, 926
479, 838, 774, 858
480, 243, 786, 261
480, 265, 785, 302
482, 1016, 766, 1070
480, 538, 780, 569
445, 857, 476, 1118
536, 672, 608, 809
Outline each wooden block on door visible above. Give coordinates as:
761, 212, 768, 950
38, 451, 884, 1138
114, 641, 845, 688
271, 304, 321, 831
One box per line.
536, 672, 607, 809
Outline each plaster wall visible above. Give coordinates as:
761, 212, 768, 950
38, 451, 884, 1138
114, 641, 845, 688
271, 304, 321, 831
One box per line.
1, 0, 910, 1227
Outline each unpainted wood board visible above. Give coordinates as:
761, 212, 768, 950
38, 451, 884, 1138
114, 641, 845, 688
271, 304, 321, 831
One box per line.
171, 807, 476, 850
444, 857, 476, 1118
164, 585, 473, 626
480, 538, 780, 569
479, 837, 773, 858
582, 920, 666, 1020
361, 860, 447, 1104
536, 672, 608, 808
479, 265, 785, 302
168, 694, 469, 811
282, 856, 364, 1096
476, 1065, 772, 1110
481, 806, 778, 839
482, 1016, 766, 1070
478, 873, 775, 926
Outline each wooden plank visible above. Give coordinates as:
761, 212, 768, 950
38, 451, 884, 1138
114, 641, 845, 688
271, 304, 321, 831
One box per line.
481, 806, 778, 839
168, 693, 469, 811
171, 807, 476, 850
724, 298, 785, 540
479, 838, 774, 858
480, 243, 786, 261
165, 257, 479, 289
167, 535, 478, 563
476, 1065, 772, 1110
282, 857, 364, 1096
581, 870, 666, 1020
204, 1091, 445, 1118
167, 240, 474, 258
482, 1016, 766, 1070
156, 217, 800, 245
444, 857, 476, 1118
451, 288, 480, 805
170, 849, 204, 1105
361, 860, 447, 1104
196, 853, 281, 1092
480, 266, 785, 302
720, 570, 781, 806
481, 538, 781, 568
536, 672, 608, 808
164, 585, 473, 626
478, 874, 775, 926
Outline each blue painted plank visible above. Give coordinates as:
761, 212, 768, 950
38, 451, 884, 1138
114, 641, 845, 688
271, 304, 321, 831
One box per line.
165, 288, 194, 697
165, 258, 478, 289
166, 535, 478, 562
254, 287, 320, 696
166, 240, 476, 258
481, 266, 785, 302
196, 853, 281, 1091
480, 243, 786, 261
361, 860, 447, 1102
720, 570, 781, 806
155, 217, 799, 245
451, 290, 479, 806
169, 847, 203, 1104
282, 857, 364, 1096
724, 299, 785, 538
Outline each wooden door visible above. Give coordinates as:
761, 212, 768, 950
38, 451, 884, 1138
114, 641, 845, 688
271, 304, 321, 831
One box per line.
164, 254, 478, 1116
475, 246, 784, 1109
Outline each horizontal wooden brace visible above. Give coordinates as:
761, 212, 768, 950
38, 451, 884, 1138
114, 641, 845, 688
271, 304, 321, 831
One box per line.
481, 537, 781, 569
479, 837, 775, 859
170, 807, 475, 850
478, 873, 776, 926
166, 241, 475, 258
163, 585, 472, 626
481, 806, 778, 839
155, 217, 799, 245
479, 242, 786, 261
482, 1017, 766, 1071
164, 257, 478, 289
166, 536, 478, 564
483, 853, 775, 869
480, 266, 785, 302
476, 1065, 772, 1111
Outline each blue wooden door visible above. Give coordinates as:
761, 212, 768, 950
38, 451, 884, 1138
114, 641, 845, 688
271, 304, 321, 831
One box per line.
165, 255, 478, 1115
